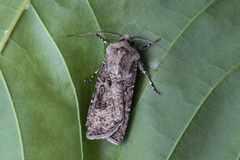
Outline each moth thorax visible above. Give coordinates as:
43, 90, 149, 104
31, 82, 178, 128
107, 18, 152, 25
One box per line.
120, 35, 132, 41
120, 35, 135, 46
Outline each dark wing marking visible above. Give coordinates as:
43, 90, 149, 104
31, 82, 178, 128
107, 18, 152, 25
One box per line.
106, 60, 138, 144
86, 55, 124, 139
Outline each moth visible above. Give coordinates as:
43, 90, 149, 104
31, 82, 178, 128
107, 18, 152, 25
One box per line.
68, 31, 168, 145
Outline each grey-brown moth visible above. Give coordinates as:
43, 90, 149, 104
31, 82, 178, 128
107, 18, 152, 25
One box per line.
68, 31, 167, 145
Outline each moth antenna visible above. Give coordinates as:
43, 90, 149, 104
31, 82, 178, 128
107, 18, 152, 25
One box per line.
67, 31, 122, 37
132, 37, 183, 61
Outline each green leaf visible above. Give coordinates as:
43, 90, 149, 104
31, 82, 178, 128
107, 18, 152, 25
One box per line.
1, 0, 240, 160
0, 0, 30, 53
0, 1, 82, 160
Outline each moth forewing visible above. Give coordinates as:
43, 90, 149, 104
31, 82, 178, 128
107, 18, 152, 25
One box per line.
85, 55, 125, 139
105, 40, 140, 145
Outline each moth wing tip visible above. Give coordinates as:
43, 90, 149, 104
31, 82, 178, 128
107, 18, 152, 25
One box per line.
106, 137, 122, 145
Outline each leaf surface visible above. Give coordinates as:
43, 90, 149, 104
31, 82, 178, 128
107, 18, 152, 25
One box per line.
0, 0, 240, 160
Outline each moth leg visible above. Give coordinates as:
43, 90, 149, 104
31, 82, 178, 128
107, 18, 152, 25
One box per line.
95, 34, 110, 45
137, 38, 161, 50
84, 65, 102, 82
138, 61, 162, 95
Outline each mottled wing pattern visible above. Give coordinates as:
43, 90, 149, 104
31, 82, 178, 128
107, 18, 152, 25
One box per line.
106, 58, 139, 144
86, 55, 125, 139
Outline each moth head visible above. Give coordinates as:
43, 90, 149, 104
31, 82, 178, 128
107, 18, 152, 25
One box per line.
120, 35, 135, 46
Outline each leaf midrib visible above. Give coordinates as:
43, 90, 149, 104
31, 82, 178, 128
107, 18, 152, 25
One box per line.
0, 0, 30, 53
